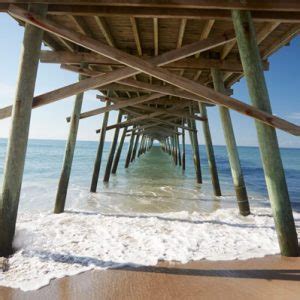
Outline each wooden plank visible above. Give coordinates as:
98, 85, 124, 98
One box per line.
3, 4, 300, 22
153, 17, 158, 56
195, 19, 215, 58
2, 1, 300, 11
94, 16, 115, 47
130, 17, 142, 56
42, 51, 265, 72
176, 19, 187, 49
9, 5, 300, 136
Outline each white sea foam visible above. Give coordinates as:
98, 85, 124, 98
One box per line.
0, 207, 299, 291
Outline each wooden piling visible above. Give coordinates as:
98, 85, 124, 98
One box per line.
188, 110, 202, 184
176, 130, 182, 166
232, 10, 298, 256
211, 68, 250, 215
182, 120, 186, 171
103, 111, 123, 182
131, 132, 141, 162
138, 135, 145, 157
199, 103, 221, 196
90, 101, 110, 192
125, 126, 136, 168
0, 4, 47, 256
54, 71, 86, 214
112, 126, 127, 174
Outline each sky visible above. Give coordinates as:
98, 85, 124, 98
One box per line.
0, 14, 299, 147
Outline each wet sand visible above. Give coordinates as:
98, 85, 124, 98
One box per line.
1, 255, 300, 300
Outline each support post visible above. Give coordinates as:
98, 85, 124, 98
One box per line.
103, 111, 123, 182
54, 71, 86, 213
176, 130, 182, 166
138, 135, 145, 157
211, 68, 250, 214
112, 126, 128, 174
90, 101, 110, 192
188, 110, 202, 183
182, 120, 186, 171
232, 10, 298, 256
199, 103, 221, 196
125, 126, 136, 168
131, 132, 141, 162
0, 4, 47, 256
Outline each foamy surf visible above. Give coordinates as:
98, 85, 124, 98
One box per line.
1, 207, 298, 291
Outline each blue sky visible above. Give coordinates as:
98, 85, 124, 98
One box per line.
0, 14, 299, 147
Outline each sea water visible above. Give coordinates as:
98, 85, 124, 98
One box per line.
0, 138, 299, 213
0, 138, 300, 291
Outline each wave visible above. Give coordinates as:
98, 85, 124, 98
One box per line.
1, 207, 298, 291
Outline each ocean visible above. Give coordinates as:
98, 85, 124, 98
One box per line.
0, 138, 299, 213
1, 138, 300, 291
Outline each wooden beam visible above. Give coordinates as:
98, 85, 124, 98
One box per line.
130, 17, 142, 56
176, 18, 187, 49
9, 5, 300, 136
153, 17, 158, 56
3, 1, 300, 11
3, 4, 300, 22
195, 19, 215, 58
94, 16, 115, 47
42, 51, 266, 72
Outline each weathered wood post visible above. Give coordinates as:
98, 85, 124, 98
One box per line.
103, 111, 123, 182
211, 68, 250, 215
167, 137, 172, 155
90, 101, 110, 192
232, 10, 298, 256
125, 126, 136, 168
188, 111, 202, 184
199, 103, 221, 196
112, 126, 128, 174
176, 130, 182, 166
0, 4, 47, 256
54, 71, 86, 214
131, 132, 141, 162
182, 120, 186, 171
138, 134, 145, 157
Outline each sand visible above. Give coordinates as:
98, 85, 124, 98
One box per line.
1, 255, 300, 300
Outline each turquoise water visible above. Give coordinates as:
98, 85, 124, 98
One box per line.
0, 138, 299, 213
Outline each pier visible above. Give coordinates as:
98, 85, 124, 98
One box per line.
0, 1, 300, 298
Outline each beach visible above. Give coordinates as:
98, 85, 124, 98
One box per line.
1, 256, 300, 300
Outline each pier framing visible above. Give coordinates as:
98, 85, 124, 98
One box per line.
0, 1, 299, 257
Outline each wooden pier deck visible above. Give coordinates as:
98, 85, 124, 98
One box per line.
1, 255, 300, 300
